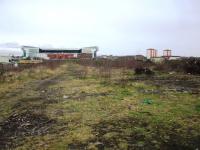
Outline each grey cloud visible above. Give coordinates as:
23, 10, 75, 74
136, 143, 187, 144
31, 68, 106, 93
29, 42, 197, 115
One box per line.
0, 0, 200, 56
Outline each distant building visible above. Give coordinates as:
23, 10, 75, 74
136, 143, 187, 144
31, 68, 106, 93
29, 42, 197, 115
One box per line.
21, 46, 98, 60
119, 55, 147, 61
148, 49, 181, 63
147, 48, 158, 59
134, 55, 147, 61
22, 46, 40, 58
151, 56, 181, 63
162, 49, 181, 60
163, 49, 172, 59
150, 57, 165, 63
98, 55, 118, 60
0, 56, 11, 63
98, 55, 146, 61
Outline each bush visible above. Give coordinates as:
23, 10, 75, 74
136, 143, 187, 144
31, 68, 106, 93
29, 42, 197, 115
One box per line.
135, 68, 145, 75
154, 57, 200, 75
182, 57, 200, 74
134, 67, 154, 75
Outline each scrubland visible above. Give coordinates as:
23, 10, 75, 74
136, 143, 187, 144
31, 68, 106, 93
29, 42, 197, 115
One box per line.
0, 61, 199, 150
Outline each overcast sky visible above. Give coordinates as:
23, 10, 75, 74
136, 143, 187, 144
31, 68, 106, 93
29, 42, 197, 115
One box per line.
0, 0, 200, 56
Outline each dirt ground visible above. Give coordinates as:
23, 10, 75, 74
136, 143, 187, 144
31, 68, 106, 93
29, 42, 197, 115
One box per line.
0, 63, 200, 150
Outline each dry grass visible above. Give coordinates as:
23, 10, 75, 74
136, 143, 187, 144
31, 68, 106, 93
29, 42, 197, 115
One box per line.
0, 62, 200, 150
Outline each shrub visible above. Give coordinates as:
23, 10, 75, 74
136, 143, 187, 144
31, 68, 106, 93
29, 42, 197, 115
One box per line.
182, 57, 200, 74
135, 67, 154, 75
135, 68, 145, 75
